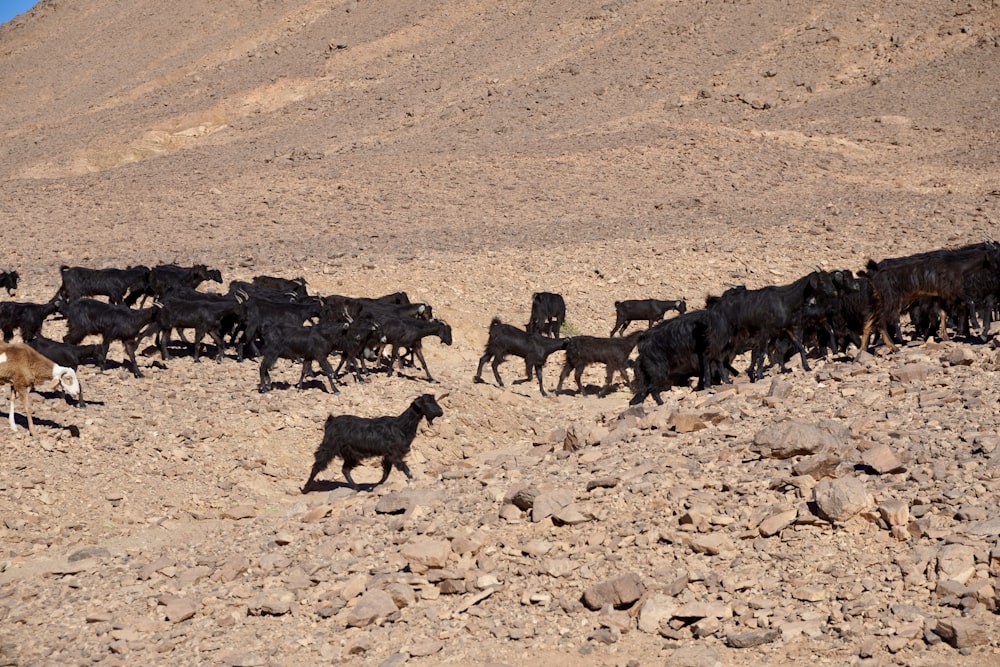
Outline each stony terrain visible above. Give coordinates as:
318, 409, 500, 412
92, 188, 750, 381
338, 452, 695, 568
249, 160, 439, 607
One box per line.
1, 0, 1000, 665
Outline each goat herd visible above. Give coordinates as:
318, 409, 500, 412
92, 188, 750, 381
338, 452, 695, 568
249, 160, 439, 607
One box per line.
2, 241, 1000, 489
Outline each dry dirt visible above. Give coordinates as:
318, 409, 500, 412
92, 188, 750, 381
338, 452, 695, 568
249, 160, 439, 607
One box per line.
2, 1, 1000, 666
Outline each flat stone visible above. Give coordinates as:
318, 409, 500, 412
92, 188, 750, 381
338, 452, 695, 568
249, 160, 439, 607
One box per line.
673, 601, 732, 619
751, 421, 842, 459
408, 640, 443, 657
162, 597, 198, 623
582, 573, 645, 610
689, 533, 731, 555
861, 444, 905, 474
400, 538, 451, 573
934, 616, 991, 648
221, 505, 256, 520
666, 645, 723, 667
531, 489, 575, 522
726, 628, 780, 648
346, 589, 399, 628
637, 594, 676, 633
248, 590, 294, 616
68, 546, 112, 562
889, 363, 938, 383
759, 509, 797, 537
964, 517, 1000, 535
937, 544, 976, 585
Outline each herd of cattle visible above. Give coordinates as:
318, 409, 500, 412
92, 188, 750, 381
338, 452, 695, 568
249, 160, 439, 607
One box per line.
2, 241, 1000, 434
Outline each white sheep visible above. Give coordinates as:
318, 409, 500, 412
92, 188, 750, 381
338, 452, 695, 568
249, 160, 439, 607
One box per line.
0, 342, 80, 436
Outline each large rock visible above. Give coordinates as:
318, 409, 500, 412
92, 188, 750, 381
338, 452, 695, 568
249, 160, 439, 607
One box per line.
812, 476, 872, 522
751, 421, 842, 459
937, 544, 977, 585
346, 589, 399, 628
400, 538, 452, 574
934, 617, 991, 648
637, 594, 677, 633
582, 573, 645, 610
861, 444, 905, 474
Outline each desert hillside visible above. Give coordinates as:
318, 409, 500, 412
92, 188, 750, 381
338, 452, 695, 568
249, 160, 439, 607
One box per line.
1, 1, 1000, 665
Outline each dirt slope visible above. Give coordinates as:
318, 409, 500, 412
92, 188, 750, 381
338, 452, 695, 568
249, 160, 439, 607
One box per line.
1, 1, 1000, 665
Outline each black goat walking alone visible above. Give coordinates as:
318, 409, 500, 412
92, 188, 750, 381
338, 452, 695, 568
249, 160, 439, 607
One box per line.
301, 393, 445, 493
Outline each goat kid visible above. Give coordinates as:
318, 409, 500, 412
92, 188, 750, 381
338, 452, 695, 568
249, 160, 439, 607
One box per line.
526, 292, 566, 338
474, 318, 568, 396
610, 298, 687, 336
557, 330, 643, 397
0, 270, 19, 296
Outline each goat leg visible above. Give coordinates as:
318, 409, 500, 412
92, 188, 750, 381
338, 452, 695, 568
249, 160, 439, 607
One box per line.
412, 346, 434, 382
556, 363, 572, 393
473, 353, 491, 384
258, 358, 274, 393
8, 391, 16, 432
535, 364, 547, 396
317, 357, 341, 394
123, 339, 144, 378
598, 364, 615, 397
394, 458, 413, 481
17, 387, 34, 436
376, 458, 394, 486
341, 462, 360, 492
491, 358, 505, 387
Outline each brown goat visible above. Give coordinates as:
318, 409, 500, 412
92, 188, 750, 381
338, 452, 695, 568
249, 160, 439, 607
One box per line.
0, 342, 80, 435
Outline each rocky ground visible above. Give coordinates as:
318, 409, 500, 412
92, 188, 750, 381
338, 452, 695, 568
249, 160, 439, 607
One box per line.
2, 0, 1000, 666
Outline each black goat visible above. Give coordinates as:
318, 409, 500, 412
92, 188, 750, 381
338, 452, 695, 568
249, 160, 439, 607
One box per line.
0, 270, 19, 296
26, 337, 107, 407
610, 298, 686, 336
700, 270, 851, 384
301, 393, 444, 493
526, 292, 566, 338
251, 275, 309, 300
57, 265, 152, 306
238, 291, 323, 360
557, 330, 644, 397
379, 317, 452, 382
629, 310, 717, 405
862, 244, 1000, 351
331, 315, 387, 383
473, 317, 568, 396
258, 316, 383, 393
0, 298, 60, 342
59, 299, 159, 377
147, 290, 246, 362
149, 263, 223, 298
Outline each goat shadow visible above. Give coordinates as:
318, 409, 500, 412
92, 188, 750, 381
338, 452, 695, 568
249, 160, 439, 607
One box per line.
555, 382, 626, 397
35, 388, 106, 409
265, 379, 340, 393
141, 343, 231, 364
5, 410, 80, 436
387, 372, 438, 385
303, 479, 378, 494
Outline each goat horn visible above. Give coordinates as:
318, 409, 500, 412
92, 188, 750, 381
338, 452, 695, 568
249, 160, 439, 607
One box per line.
437, 392, 450, 401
